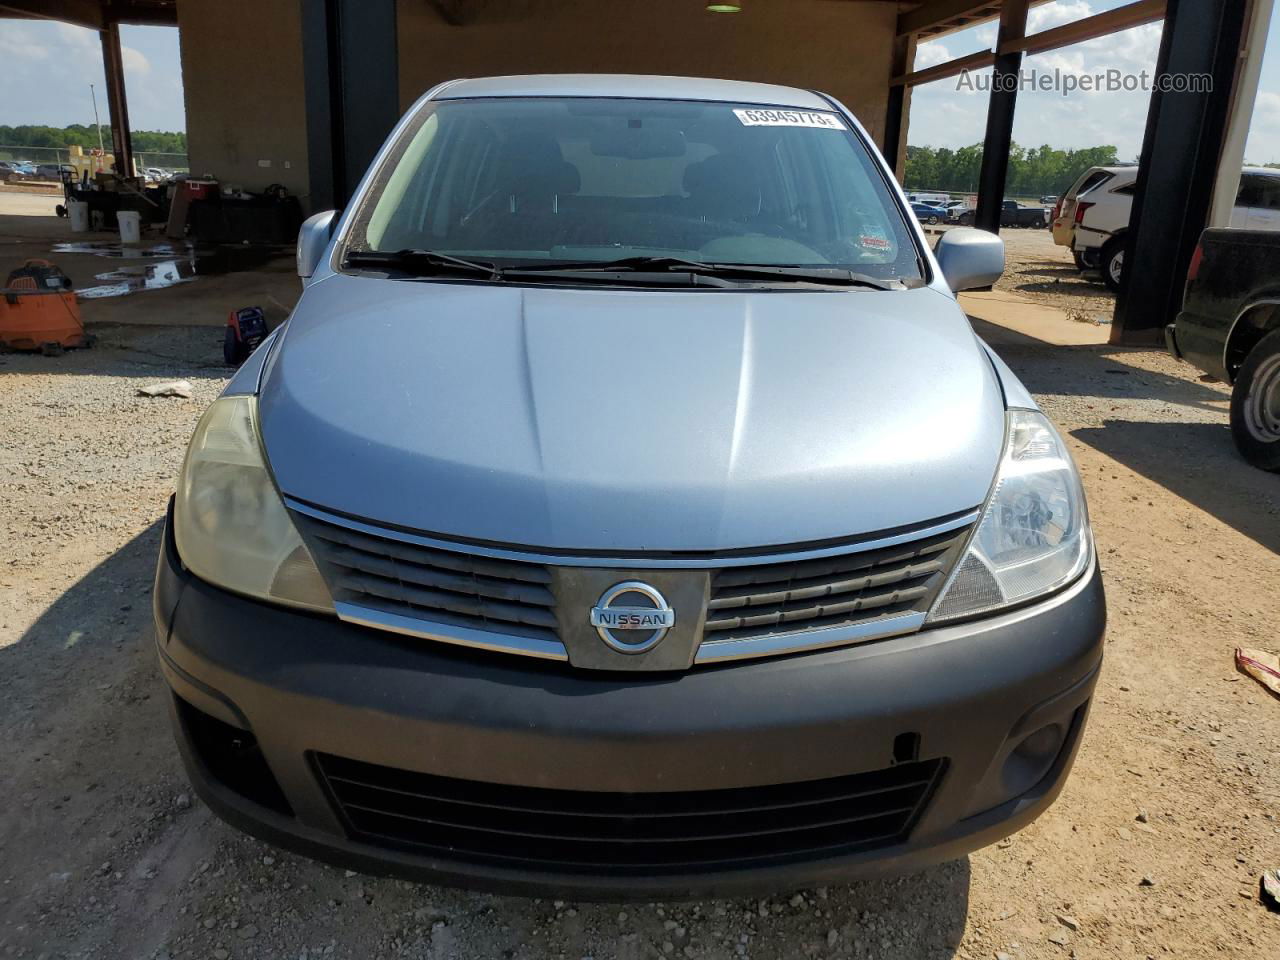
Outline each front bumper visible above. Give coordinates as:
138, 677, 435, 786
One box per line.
154, 504, 1105, 899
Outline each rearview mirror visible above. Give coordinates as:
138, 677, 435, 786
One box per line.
590, 128, 687, 160
297, 209, 337, 282
933, 227, 1005, 292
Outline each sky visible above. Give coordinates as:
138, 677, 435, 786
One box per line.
909, 0, 1280, 164
0, 20, 185, 132
0, 2, 1276, 162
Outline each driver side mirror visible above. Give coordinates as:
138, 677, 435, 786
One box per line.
297, 209, 337, 282
933, 227, 1005, 292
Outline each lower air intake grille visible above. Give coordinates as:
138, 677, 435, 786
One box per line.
315, 753, 946, 873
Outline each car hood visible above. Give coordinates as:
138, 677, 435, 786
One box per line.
259, 274, 1005, 552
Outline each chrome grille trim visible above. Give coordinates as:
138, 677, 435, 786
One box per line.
700, 525, 967, 645
695, 611, 925, 664
335, 602, 569, 661
286, 497, 979, 570
296, 508, 563, 658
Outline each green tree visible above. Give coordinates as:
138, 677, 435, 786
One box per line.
905, 141, 1120, 197
0, 123, 186, 155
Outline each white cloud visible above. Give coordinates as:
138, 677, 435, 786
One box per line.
1028, 0, 1094, 32
1245, 91, 1280, 164
122, 46, 152, 77
914, 42, 955, 71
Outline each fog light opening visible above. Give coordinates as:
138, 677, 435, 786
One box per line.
893, 732, 921, 765
1002, 722, 1065, 798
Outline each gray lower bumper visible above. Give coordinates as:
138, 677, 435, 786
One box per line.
154, 506, 1105, 898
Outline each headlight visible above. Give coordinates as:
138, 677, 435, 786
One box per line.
174, 395, 333, 613
929, 409, 1091, 622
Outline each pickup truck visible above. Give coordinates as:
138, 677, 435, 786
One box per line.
955, 200, 1047, 229
1168, 228, 1280, 470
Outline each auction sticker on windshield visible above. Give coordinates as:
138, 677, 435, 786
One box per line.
733, 108, 848, 130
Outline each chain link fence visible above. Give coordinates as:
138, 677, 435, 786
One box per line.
0, 145, 188, 181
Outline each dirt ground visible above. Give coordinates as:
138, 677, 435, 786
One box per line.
2, 211, 1278, 960
990, 229, 1116, 321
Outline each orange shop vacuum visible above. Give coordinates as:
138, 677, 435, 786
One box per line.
0, 259, 93, 356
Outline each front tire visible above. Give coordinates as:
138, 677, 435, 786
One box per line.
1230, 328, 1280, 471
1101, 239, 1125, 292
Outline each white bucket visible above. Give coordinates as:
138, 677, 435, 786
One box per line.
68, 199, 89, 233
118, 210, 142, 245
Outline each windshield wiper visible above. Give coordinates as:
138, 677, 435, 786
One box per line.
513, 256, 898, 289
346, 250, 901, 290
345, 249, 501, 278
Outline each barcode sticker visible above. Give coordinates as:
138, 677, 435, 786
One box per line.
733, 108, 848, 130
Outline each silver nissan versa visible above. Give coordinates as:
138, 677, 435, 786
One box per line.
154, 75, 1104, 898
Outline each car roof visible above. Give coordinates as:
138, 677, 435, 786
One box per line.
433, 74, 833, 110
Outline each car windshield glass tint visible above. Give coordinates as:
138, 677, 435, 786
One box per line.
344, 97, 921, 281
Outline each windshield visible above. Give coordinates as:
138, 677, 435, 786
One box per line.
344, 97, 923, 282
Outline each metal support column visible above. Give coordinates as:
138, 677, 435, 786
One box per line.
99, 22, 133, 178
883, 33, 917, 180
1111, 0, 1251, 344
301, 0, 400, 212
973, 0, 1028, 234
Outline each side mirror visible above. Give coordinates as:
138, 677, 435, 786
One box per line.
297, 209, 337, 282
933, 227, 1005, 292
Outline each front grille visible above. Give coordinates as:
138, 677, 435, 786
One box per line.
703, 528, 967, 643
296, 512, 559, 646
315, 753, 946, 873
293, 502, 970, 663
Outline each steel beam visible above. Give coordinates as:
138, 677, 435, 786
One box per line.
0, 0, 103, 28
301, 0, 400, 212
897, 0, 1001, 39
999, 0, 1165, 56
1209, 0, 1273, 227
973, 0, 1028, 234
882, 33, 916, 178
100, 20, 134, 178
898, 0, 1053, 40
891, 50, 995, 88
0, 0, 175, 27
1111, 0, 1250, 344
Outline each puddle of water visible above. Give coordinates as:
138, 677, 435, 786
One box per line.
77, 260, 196, 299
193, 244, 280, 275
52, 238, 290, 300
51, 240, 186, 260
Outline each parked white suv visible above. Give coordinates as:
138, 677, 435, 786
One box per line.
1053, 165, 1280, 291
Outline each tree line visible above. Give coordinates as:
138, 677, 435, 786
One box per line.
904, 143, 1121, 197
0, 124, 187, 155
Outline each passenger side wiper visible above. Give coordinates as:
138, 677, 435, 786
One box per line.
345, 249, 501, 278
513, 256, 898, 290
345, 250, 901, 290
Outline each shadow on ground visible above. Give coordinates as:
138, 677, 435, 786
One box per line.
971, 317, 1228, 410
1073, 420, 1280, 555
973, 318, 1280, 557
1013, 279, 1110, 302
